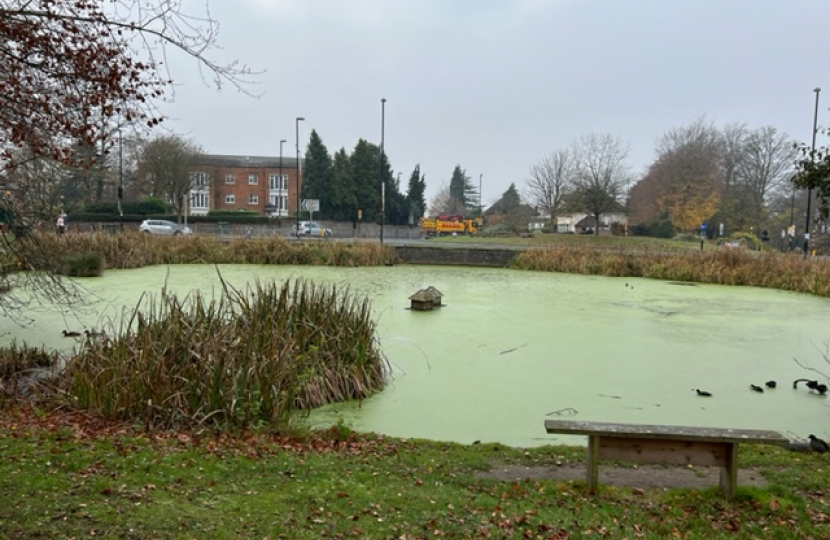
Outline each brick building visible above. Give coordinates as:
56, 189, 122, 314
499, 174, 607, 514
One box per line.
188, 154, 304, 217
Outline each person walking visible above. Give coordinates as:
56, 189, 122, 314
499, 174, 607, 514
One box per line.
56, 213, 66, 235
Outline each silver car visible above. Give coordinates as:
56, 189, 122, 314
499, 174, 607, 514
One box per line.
295, 221, 332, 238
139, 219, 192, 235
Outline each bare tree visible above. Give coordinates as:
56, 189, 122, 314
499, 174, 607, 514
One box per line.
136, 135, 202, 217
428, 183, 458, 216
733, 126, 797, 233
525, 148, 575, 222
569, 133, 631, 235
0, 0, 255, 170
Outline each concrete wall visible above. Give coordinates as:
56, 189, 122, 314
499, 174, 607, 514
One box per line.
394, 245, 519, 267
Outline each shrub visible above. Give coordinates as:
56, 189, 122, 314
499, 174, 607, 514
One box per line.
60, 251, 104, 277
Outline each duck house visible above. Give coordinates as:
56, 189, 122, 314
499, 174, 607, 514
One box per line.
425, 286, 443, 306
409, 289, 437, 311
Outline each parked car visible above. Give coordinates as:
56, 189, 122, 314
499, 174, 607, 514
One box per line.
139, 219, 192, 235
295, 221, 332, 238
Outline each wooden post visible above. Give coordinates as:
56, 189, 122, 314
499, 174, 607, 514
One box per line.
719, 442, 737, 499
586, 435, 600, 490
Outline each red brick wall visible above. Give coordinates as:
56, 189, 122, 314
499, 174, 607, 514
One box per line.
192, 164, 302, 215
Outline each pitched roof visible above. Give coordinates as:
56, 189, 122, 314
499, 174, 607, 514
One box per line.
193, 154, 303, 168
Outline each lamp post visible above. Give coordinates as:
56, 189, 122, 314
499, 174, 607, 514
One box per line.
379, 98, 386, 244
279, 139, 286, 216
479, 174, 483, 216
295, 117, 305, 238
805, 87, 821, 256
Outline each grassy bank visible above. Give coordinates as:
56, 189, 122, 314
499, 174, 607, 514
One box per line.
1, 408, 828, 540
514, 246, 830, 297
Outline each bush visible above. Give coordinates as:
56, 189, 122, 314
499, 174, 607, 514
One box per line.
631, 213, 675, 238
61, 251, 104, 277
673, 233, 700, 243
122, 197, 170, 215
208, 209, 261, 217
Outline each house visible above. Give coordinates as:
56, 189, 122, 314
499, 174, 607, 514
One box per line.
188, 154, 304, 217
555, 212, 626, 233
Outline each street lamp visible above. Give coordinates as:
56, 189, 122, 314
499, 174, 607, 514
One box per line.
379, 98, 386, 244
295, 117, 305, 237
279, 139, 286, 217
479, 174, 483, 216
805, 87, 821, 256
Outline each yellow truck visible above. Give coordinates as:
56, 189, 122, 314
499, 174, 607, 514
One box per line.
420, 215, 482, 238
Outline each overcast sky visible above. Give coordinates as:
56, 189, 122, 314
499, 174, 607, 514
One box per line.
159, 0, 830, 207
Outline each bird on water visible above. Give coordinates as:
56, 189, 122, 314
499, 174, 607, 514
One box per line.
62, 330, 81, 337
694, 389, 712, 397
809, 434, 829, 454
765, 380, 777, 389
749, 384, 764, 393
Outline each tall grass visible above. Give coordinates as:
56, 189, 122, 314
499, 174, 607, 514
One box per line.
515, 246, 830, 296
57, 278, 388, 431
28, 231, 395, 269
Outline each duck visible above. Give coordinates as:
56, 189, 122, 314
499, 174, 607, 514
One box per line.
62, 330, 81, 337
84, 329, 106, 338
765, 380, 777, 389
809, 434, 829, 454
694, 389, 712, 397
749, 384, 764, 393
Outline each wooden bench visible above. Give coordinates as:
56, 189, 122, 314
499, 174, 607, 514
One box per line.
544, 419, 789, 498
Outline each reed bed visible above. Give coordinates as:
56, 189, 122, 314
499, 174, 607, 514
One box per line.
58, 279, 388, 430
515, 246, 830, 296
30, 231, 395, 269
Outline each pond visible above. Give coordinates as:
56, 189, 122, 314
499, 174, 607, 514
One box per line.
5, 264, 830, 448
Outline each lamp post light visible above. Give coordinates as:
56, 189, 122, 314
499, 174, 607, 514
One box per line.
805, 87, 821, 256
379, 98, 386, 245
295, 117, 305, 238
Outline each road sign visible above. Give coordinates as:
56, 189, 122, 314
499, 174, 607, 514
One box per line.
301, 199, 319, 212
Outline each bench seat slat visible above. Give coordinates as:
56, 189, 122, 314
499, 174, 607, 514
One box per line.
545, 419, 788, 445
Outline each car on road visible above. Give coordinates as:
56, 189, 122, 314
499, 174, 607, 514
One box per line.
139, 219, 192, 235
295, 221, 332, 238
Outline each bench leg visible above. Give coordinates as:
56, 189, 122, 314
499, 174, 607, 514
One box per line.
586, 435, 600, 490
719, 443, 737, 499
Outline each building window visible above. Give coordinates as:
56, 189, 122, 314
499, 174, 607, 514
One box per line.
225, 194, 235, 204
190, 172, 209, 187
191, 192, 209, 209
249, 194, 259, 205
225, 174, 235, 184
269, 174, 287, 190
248, 174, 258, 185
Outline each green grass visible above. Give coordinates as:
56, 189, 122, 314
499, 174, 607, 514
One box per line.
0, 414, 827, 540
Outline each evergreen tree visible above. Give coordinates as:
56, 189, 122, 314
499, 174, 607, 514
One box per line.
350, 139, 380, 222
501, 182, 521, 213
301, 130, 333, 217
406, 165, 427, 221
448, 165, 478, 216
330, 148, 356, 221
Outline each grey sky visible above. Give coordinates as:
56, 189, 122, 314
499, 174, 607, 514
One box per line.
160, 0, 830, 207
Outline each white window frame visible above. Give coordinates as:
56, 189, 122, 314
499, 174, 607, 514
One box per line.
225, 173, 235, 184
248, 174, 258, 185
225, 194, 235, 204
249, 194, 259, 205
